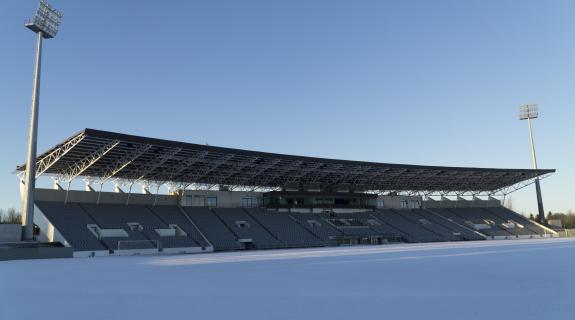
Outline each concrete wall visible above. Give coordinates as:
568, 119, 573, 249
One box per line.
38, 188, 513, 211
181, 189, 263, 208
33, 204, 68, 245
35, 188, 261, 208
423, 198, 501, 209
376, 195, 422, 209
0, 225, 21, 243
277, 208, 374, 214
34, 188, 179, 206
182, 191, 424, 210
0, 244, 73, 261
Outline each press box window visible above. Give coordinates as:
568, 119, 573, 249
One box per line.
242, 197, 253, 208
205, 196, 217, 208
400, 200, 409, 209
410, 200, 421, 209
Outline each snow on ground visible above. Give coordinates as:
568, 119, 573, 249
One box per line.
1, 238, 574, 320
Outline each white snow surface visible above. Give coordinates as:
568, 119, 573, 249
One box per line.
1, 238, 574, 320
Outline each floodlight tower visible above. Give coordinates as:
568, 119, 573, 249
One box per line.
519, 104, 546, 224
21, 0, 62, 240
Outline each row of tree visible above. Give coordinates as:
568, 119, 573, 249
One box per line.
529, 211, 575, 229
0, 208, 22, 224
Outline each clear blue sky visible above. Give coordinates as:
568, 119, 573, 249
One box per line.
0, 0, 573, 215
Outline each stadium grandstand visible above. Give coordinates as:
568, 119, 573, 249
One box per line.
16, 128, 557, 257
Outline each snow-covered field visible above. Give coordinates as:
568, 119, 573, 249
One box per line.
1, 238, 574, 320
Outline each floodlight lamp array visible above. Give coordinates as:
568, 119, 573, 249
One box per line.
26, 0, 63, 39
519, 104, 538, 120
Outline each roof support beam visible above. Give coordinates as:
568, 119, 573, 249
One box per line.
237, 159, 283, 187
219, 157, 260, 183
120, 147, 182, 205
151, 151, 209, 183
95, 144, 153, 185
61, 139, 120, 203
130, 147, 182, 183
94, 143, 154, 205
19, 129, 555, 196
59, 139, 120, 183
35, 133, 85, 178
188, 154, 235, 183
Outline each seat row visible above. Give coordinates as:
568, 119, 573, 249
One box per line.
37, 201, 552, 253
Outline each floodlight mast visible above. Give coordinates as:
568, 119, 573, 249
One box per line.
519, 104, 546, 224
21, 0, 62, 241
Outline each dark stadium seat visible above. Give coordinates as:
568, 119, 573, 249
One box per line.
183, 207, 242, 251
37, 201, 207, 252
394, 209, 463, 241
37, 197, 554, 256
289, 212, 342, 245
36, 201, 107, 252
80, 203, 201, 249
147, 205, 210, 247
482, 207, 551, 236
320, 212, 404, 239
419, 209, 485, 241
373, 210, 444, 242
245, 208, 324, 248
430, 208, 514, 238
212, 208, 282, 249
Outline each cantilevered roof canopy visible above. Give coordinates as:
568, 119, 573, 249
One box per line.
17, 129, 554, 195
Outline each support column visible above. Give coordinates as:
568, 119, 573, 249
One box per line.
527, 117, 546, 223
21, 31, 43, 241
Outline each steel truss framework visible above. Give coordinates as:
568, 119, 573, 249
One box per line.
17, 129, 555, 198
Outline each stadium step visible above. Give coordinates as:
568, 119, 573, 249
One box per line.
241, 208, 282, 243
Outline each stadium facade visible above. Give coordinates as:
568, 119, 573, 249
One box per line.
17, 129, 557, 257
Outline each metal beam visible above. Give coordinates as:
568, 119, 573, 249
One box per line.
185, 153, 235, 183
118, 147, 182, 205
131, 147, 182, 183
93, 143, 154, 204
61, 139, 119, 203
35, 132, 85, 178
149, 151, 209, 183
59, 139, 120, 182
93, 143, 153, 185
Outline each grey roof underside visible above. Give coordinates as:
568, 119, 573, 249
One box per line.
17, 128, 555, 193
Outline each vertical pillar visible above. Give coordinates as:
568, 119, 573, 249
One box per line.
527, 117, 546, 223
21, 31, 43, 241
